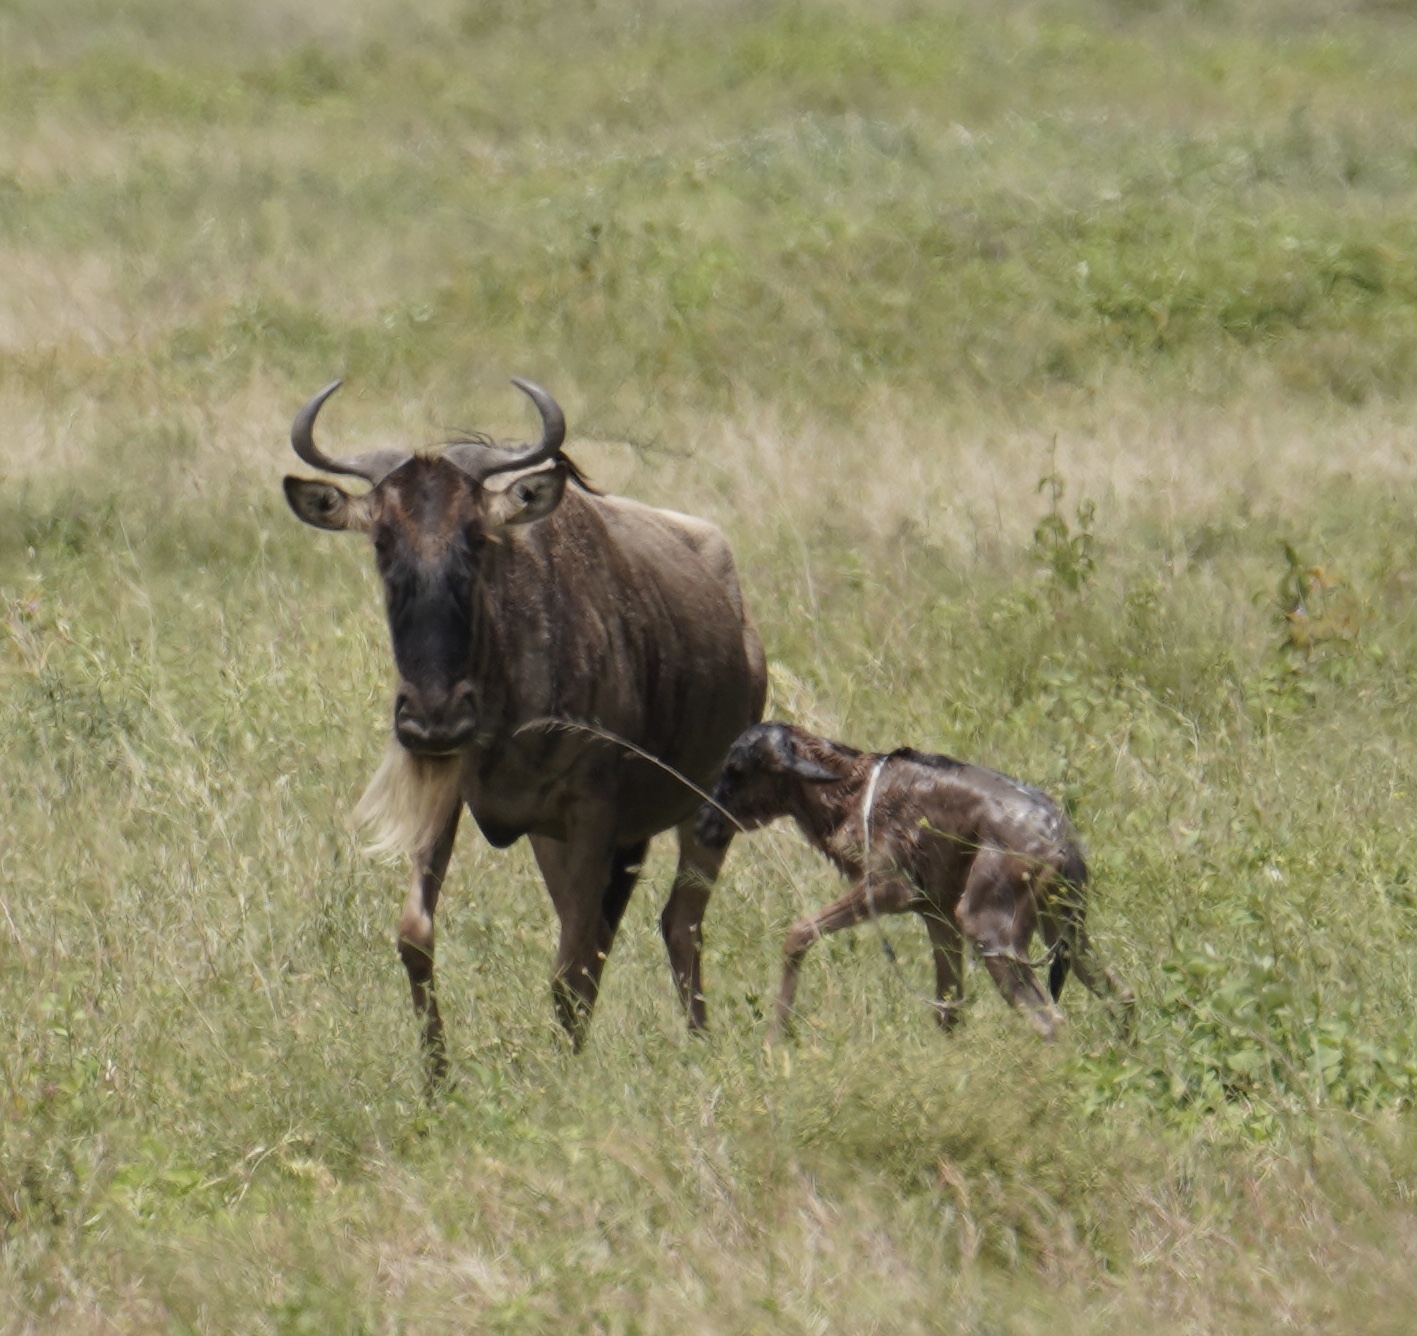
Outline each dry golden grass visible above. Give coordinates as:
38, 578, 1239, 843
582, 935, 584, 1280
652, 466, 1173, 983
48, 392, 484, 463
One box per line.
7, 1, 1417, 1331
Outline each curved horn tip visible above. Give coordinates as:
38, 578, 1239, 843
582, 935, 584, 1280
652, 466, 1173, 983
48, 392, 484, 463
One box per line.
309, 378, 345, 408
508, 377, 566, 451
288, 378, 412, 483
291, 379, 345, 430
290, 378, 348, 470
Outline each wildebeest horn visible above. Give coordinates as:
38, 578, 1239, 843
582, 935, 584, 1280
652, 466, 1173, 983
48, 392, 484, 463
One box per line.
443, 378, 567, 482
290, 380, 411, 485
509, 377, 566, 460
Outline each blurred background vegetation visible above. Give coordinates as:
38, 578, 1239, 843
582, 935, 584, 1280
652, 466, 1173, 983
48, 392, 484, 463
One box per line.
5, 1, 1417, 1331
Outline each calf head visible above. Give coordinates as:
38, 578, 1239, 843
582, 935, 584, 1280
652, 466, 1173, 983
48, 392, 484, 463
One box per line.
696, 722, 839, 850
283, 378, 571, 756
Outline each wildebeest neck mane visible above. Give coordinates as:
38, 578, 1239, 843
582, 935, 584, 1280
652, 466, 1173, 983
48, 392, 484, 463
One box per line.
888, 746, 966, 773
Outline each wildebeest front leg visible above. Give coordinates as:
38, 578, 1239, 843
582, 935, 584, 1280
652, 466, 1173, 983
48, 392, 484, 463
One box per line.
398, 805, 461, 1089
773, 874, 916, 1038
661, 818, 725, 1031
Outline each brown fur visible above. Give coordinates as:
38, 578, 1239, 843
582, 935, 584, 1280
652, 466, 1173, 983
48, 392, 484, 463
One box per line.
285, 382, 767, 1084
699, 723, 1134, 1039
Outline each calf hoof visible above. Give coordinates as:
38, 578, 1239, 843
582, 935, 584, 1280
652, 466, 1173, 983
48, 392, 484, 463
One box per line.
932, 1000, 964, 1034
1028, 1007, 1064, 1042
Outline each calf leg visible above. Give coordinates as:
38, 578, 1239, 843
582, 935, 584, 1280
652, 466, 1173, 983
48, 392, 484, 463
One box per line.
979, 952, 1060, 1040
1065, 920, 1136, 1034
398, 805, 461, 1090
661, 819, 725, 1032
923, 910, 966, 1032
956, 850, 1061, 1040
773, 873, 916, 1038
1039, 907, 1070, 1002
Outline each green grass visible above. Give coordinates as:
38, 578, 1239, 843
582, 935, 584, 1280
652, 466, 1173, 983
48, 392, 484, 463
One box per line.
6, 0, 1417, 1330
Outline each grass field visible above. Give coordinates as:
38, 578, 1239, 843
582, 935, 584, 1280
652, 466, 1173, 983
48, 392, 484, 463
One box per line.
6, 0, 1417, 1329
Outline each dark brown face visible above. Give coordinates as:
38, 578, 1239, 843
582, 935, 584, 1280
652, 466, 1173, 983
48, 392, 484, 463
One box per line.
371, 458, 486, 754
696, 723, 835, 849
285, 454, 568, 756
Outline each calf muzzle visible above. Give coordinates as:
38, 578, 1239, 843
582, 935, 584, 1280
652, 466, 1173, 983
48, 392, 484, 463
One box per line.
694, 798, 735, 852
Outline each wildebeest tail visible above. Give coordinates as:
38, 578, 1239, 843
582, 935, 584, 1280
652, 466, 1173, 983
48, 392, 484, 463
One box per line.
1049, 844, 1089, 1002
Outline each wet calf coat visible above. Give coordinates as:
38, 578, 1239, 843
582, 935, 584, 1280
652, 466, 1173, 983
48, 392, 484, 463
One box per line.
698, 723, 1134, 1038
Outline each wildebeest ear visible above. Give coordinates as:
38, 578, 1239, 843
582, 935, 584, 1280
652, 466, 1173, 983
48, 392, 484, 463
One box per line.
283, 476, 372, 532
485, 463, 568, 529
763, 726, 839, 783
786, 755, 839, 783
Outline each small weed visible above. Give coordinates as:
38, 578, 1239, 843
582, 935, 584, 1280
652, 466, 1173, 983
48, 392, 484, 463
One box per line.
1032, 462, 1099, 595
1275, 540, 1361, 660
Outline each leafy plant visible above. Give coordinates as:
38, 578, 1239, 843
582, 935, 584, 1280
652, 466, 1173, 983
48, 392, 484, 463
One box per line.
1077, 931, 1417, 1132
1274, 540, 1361, 659
1032, 462, 1099, 595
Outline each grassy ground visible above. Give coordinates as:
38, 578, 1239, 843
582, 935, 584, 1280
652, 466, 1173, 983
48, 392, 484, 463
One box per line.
5, 0, 1417, 1330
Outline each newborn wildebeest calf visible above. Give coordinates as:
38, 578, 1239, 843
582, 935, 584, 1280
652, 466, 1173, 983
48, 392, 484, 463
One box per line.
697, 722, 1134, 1039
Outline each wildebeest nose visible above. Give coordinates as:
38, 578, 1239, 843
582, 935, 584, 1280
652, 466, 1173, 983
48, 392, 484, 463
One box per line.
394, 684, 478, 754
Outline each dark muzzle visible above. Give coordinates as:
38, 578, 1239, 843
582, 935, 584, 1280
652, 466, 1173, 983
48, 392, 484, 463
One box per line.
394, 682, 478, 755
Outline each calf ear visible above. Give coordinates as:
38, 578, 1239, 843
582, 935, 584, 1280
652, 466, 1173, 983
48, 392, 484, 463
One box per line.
486, 463, 568, 529
787, 755, 839, 784
763, 726, 839, 783
283, 476, 371, 532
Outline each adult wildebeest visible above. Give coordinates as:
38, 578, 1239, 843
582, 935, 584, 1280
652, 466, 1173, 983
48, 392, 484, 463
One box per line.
283, 378, 766, 1083
697, 723, 1133, 1039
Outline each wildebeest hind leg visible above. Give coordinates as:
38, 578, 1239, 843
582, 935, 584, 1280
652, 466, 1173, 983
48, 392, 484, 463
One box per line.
532, 828, 619, 1050
600, 839, 650, 960
1065, 922, 1136, 1035
1040, 911, 1070, 1002
661, 819, 726, 1032
957, 851, 1061, 1040
398, 805, 461, 1091
923, 911, 966, 1032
